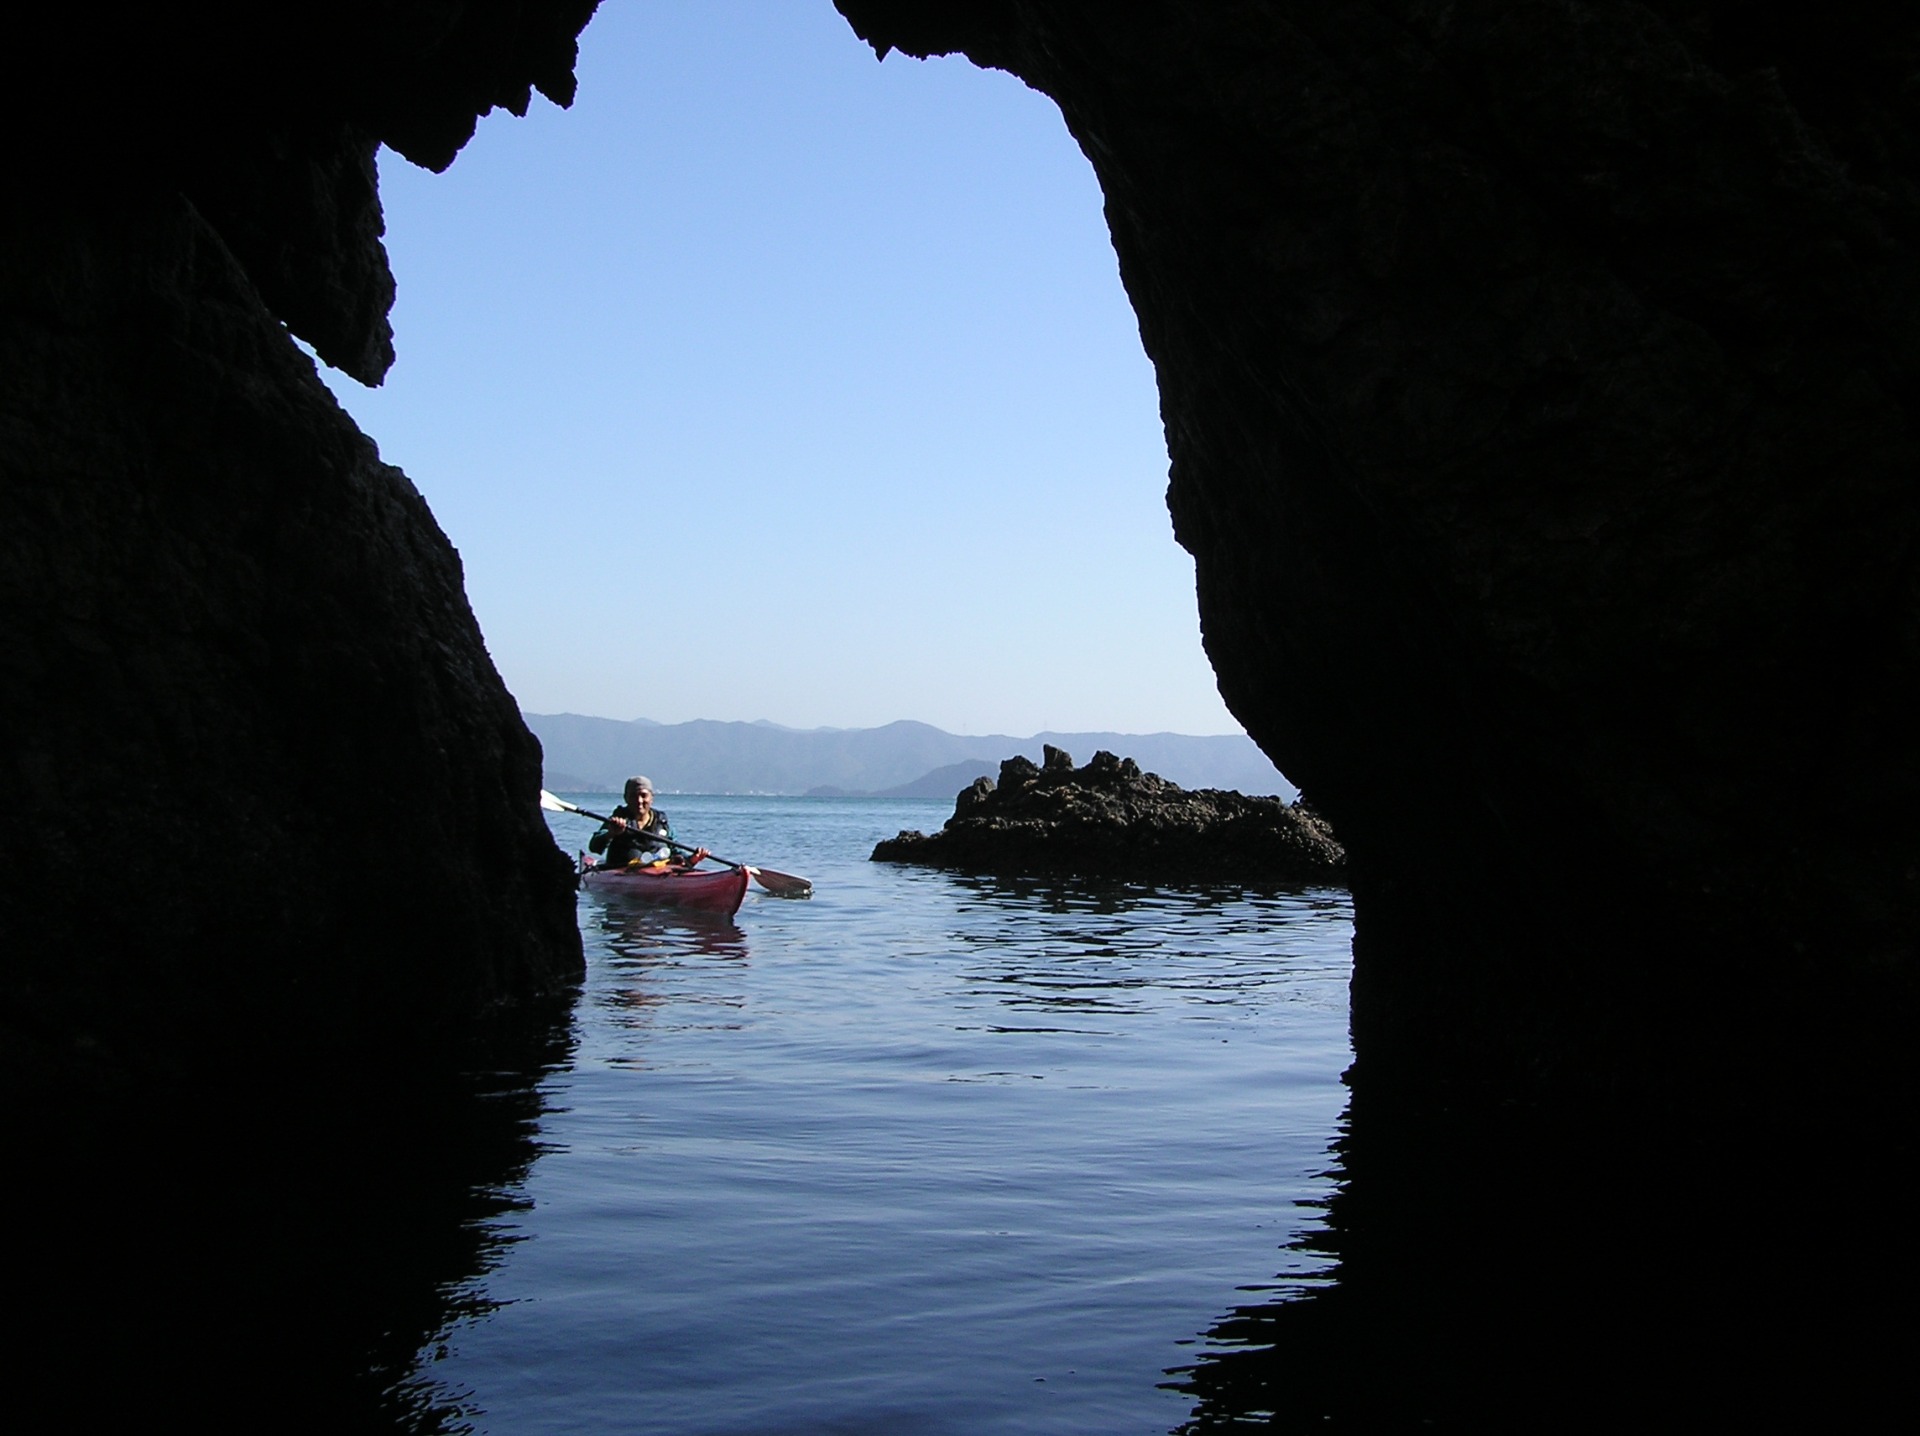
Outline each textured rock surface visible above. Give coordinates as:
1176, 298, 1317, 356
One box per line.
4, 0, 1916, 1419
5, 7, 600, 1420
834, 4, 1919, 1420
13, 2, 601, 383
0, 193, 581, 1081
2, 3, 601, 1085
835, 0, 1919, 1094
873, 746, 1345, 881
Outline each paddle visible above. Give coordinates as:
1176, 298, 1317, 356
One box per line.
539, 790, 813, 898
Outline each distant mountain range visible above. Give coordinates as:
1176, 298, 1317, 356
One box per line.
525, 715, 1295, 799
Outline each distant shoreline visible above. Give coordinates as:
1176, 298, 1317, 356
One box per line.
547, 789, 958, 801
529, 715, 1296, 802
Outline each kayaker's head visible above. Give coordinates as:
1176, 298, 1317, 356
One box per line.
625, 775, 654, 815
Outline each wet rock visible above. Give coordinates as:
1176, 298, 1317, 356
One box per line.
872, 749, 1345, 884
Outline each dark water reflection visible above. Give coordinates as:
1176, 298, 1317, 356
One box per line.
1164, 1078, 1917, 1431
948, 874, 1354, 1032
11, 990, 575, 1433
48, 794, 1908, 1430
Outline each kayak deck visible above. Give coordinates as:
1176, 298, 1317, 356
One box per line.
579, 859, 749, 916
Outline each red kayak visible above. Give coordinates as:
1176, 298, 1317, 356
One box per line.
578, 857, 750, 916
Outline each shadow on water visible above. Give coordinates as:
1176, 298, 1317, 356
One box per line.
1163, 1040, 1917, 1431
9, 984, 578, 1434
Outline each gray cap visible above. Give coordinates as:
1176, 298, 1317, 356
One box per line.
624, 775, 654, 799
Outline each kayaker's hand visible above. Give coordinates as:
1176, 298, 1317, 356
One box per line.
607, 816, 628, 831
691, 847, 710, 865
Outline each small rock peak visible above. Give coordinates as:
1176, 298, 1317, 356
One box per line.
954, 775, 996, 816
1042, 744, 1074, 773
1085, 749, 1152, 789
999, 754, 1041, 790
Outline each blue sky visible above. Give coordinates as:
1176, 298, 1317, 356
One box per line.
318, 0, 1242, 737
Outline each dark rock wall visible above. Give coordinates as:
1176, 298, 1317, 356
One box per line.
2, 1, 1911, 1420
828, 9, 1917, 1415
11, 0, 1902, 1099
19, 2, 602, 384
2, 3, 601, 1083
834, 0, 1919, 1095
0, 191, 580, 1078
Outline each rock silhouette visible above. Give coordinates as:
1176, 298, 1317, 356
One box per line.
5, 2, 1918, 1423
6, 9, 602, 1421
873, 746, 1344, 882
4, 3, 598, 1079
9, 0, 1908, 1136
836, 0, 1918, 1102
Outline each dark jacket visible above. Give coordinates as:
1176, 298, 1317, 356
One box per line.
589, 804, 675, 867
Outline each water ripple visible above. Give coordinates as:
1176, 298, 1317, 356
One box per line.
409, 796, 1353, 1435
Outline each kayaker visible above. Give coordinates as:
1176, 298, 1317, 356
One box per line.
589, 775, 708, 869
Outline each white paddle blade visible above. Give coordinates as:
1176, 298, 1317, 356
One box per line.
539, 789, 574, 813
749, 866, 813, 898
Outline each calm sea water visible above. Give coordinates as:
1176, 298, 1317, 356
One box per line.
406, 794, 1353, 1435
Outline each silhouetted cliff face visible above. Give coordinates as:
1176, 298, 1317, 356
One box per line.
14, 2, 601, 384
835, 1, 1919, 1095
2, 3, 601, 1082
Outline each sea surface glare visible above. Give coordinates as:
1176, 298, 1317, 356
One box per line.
405, 795, 1354, 1434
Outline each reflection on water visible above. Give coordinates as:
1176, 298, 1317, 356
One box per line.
11, 988, 575, 1433
1164, 1071, 1917, 1431
21, 793, 1908, 1430
403, 798, 1356, 1435
588, 897, 750, 1066
949, 875, 1354, 1032
592, 894, 750, 962
88, 792, 1868, 1432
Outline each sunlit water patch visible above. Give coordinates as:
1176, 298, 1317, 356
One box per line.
411, 796, 1352, 1434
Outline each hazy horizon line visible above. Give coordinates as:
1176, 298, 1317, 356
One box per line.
522, 710, 1251, 741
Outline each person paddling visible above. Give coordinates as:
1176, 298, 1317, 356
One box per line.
589, 776, 708, 869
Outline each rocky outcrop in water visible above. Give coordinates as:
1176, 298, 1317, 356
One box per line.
873, 746, 1344, 882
